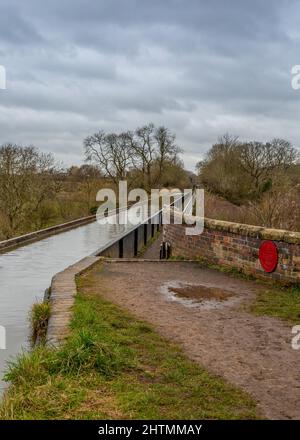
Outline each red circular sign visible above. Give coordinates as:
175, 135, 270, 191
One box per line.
259, 240, 278, 273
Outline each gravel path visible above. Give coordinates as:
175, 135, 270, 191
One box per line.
84, 260, 300, 419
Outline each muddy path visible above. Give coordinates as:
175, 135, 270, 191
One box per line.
83, 260, 300, 419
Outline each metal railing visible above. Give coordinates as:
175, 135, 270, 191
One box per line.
94, 192, 192, 258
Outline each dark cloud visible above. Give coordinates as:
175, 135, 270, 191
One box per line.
0, 7, 43, 45
0, 0, 299, 170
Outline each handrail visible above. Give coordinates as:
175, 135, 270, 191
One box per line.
92, 191, 192, 257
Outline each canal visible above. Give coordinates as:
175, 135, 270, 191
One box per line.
0, 219, 136, 391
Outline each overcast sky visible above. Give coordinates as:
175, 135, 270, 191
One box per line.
0, 0, 300, 170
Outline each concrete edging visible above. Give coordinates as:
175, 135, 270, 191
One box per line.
47, 256, 100, 346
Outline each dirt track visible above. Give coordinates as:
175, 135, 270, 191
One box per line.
84, 260, 300, 419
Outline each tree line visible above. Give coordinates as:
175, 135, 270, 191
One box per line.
84, 123, 190, 190
197, 134, 300, 230
0, 124, 191, 239
1, 128, 299, 239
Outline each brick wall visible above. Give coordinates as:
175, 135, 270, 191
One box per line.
164, 218, 300, 284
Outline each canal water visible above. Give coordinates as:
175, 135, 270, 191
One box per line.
0, 220, 135, 392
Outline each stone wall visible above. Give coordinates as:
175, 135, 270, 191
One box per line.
164, 218, 300, 284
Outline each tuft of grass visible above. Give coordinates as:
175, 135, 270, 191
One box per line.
50, 329, 130, 378
250, 286, 300, 324
168, 254, 186, 261
0, 272, 259, 420
30, 301, 51, 345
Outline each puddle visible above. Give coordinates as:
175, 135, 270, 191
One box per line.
170, 285, 233, 301
160, 281, 242, 310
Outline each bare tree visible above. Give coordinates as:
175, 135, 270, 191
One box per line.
198, 134, 299, 204
84, 131, 132, 186
132, 123, 156, 189
0, 144, 59, 237
84, 123, 184, 191
240, 139, 299, 190
197, 134, 248, 204
154, 125, 181, 185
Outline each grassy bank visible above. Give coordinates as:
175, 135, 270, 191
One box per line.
0, 277, 259, 420
250, 286, 300, 324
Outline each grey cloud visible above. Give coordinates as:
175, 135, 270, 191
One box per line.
0, 7, 43, 45
0, 0, 300, 170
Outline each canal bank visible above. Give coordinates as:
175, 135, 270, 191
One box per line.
0, 215, 96, 254
0, 219, 138, 391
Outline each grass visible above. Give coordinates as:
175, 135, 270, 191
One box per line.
30, 301, 51, 345
0, 269, 259, 420
250, 286, 300, 324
